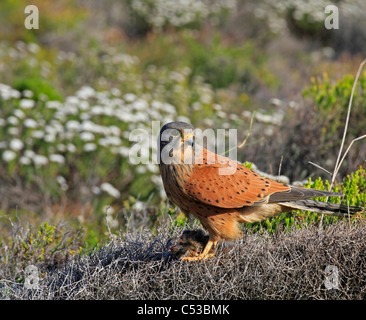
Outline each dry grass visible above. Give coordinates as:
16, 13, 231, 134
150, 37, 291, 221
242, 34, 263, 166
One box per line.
1, 220, 366, 300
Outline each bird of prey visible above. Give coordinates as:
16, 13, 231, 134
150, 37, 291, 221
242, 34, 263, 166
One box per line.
158, 121, 362, 261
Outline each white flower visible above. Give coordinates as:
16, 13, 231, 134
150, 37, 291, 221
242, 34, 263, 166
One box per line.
8, 127, 19, 135
147, 163, 158, 173
99, 136, 121, 146
104, 205, 115, 215
91, 106, 104, 115
28, 42, 39, 53
80, 131, 95, 141
31, 130, 44, 139
81, 120, 105, 134
217, 111, 227, 119
163, 103, 176, 114
132, 99, 149, 111
151, 100, 163, 110
100, 182, 121, 198
9, 138, 24, 151
19, 156, 31, 165
79, 100, 89, 111
92, 186, 101, 195
24, 150, 35, 158
66, 120, 80, 131
102, 106, 114, 116
57, 144, 66, 152
56, 175, 68, 191
7, 116, 19, 125
149, 110, 160, 120
65, 96, 79, 105
177, 115, 191, 124
67, 143, 76, 153
14, 109, 25, 119
20, 99, 35, 109
23, 90, 33, 98
134, 200, 145, 211
118, 146, 130, 157
38, 93, 48, 101
136, 165, 147, 174
80, 112, 91, 121
76, 86, 95, 100
109, 125, 121, 136
33, 154, 48, 167
46, 101, 62, 109
191, 101, 202, 111
269, 98, 282, 107
133, 112, 149, 122
49, 120, 63, 133
124, 93, 136, 102
203, 118, 214, 127
49, 154, 65, 164
111, 88, 121, 96
11, 89, 21, 99
115, 110, 134, 122
44, 134, 56, 143
83, 143, 97, 152
213, 104, 222, 111
24, 118, 38, 128
2, 150, 16, 162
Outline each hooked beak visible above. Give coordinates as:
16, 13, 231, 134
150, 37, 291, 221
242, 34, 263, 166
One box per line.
182, 133, 194, 147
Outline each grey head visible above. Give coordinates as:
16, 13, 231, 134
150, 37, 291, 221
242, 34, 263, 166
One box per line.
158, 121, 195, 165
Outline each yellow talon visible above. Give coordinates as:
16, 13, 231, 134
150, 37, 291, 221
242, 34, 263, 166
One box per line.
182, 240, 217, 261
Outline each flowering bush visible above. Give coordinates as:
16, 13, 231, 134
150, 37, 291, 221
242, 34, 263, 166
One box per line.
0, 82, 172, 205
0, 40, 251, 220
254, 0, 366, 55
127, 0, 237, 32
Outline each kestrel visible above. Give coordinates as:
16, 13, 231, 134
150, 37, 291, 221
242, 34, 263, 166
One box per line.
158, 121, 362, 261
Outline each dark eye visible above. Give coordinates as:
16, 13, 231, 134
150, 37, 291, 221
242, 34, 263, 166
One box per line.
169, 133, 180, 142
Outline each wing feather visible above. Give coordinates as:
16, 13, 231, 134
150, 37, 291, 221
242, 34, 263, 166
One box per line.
183, 148, 290, 208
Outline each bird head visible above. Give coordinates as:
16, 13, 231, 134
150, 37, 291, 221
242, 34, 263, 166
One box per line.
158, 121, 196, 165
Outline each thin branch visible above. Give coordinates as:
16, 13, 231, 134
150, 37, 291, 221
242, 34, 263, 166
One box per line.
222, 111, 256, 156
308, 161, 332, 175
238, 111, 256, 149
329, 58, 366, 191
334, 134, 366, 179
278, 155, 283, 177
319, 59, 366, 228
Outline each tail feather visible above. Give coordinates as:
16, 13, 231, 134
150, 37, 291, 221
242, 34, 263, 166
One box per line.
280, 199, 363, 216
269, 186, 343, 203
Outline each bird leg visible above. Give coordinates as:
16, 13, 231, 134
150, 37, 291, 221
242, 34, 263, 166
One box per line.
182, 239, 217, 261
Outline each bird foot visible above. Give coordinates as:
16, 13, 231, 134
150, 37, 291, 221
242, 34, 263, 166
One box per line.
181, 252, 215, 261
181, 239, 217, 262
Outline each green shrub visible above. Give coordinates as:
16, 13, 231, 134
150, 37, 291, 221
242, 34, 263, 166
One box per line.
303, 72, 366, 137
244, 166, 366, 234
0, 0, 86, 42
13, 77, 63, 101
0, 220, 82, 281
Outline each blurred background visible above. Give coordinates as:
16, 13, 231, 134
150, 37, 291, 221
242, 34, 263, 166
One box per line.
0, 0, 365, 248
